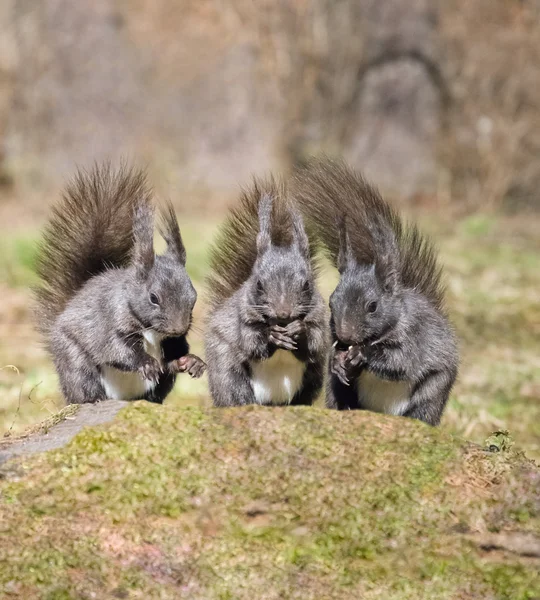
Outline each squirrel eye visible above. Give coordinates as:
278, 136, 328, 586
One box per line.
367, 301, 378, 314
302, 281, 311, 293
256, 280, 264, 294
149, 292, 160, 306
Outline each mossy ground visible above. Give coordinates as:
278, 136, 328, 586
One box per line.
1, 404, 539, 599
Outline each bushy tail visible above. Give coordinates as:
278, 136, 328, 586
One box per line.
292, 157, 445, 311
35, 162, 152, 338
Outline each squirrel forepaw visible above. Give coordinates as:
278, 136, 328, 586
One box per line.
269, 321, 303, 351
138, 358, 162, 385
269, 330, 298, 351
330, 350, 350, 386
345, 345, 365, 369
275, 320, 304, 340
170, 354, 207, 378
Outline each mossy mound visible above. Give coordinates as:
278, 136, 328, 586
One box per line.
0, 404, 538, 599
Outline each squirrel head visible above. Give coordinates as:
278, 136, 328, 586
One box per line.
130, 201, 196, 336
246, 194, 315, 325
330, 218, 402, 346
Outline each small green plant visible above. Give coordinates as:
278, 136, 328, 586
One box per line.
485, 430, 514, 452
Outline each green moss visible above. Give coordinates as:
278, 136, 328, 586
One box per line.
485, 430, 515, 453
482, 563, 540, 600
1, 405, 537, 599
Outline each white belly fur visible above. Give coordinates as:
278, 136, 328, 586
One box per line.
357, 371, 412, 416
251, 350, 305, 405
100, 330, 164, 400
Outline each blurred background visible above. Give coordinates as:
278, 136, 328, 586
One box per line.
0, 1, 538, 457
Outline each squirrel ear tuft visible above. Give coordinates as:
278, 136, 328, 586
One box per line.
132, 201, 155, 280
376, 252, 399, 293
382, 267, 399, 293
256, 193, 273, 255
337, 216, 353, 273
368, 216, 399, 292
159, 200, 187, 266
290, 206, 310, 257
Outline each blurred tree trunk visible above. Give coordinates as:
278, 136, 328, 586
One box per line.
248, 0, 447, 196
1, 0, 539, 210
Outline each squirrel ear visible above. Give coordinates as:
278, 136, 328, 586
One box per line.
368, 217, 399, 292
256, 193, 273, 254
290, 206, 310, 257
337, 217, 353, 273
132, 201, 155, 280
381, 266, 399, 293
376, 253, 399, 293
159, 200, 187, 266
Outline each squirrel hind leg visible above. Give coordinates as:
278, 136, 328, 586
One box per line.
51, 330, 106, 404
55, 358, 106, 405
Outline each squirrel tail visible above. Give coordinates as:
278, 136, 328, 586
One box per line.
292, 157, 445, 311
35, 162, 152, 338
292, 157, 386, 264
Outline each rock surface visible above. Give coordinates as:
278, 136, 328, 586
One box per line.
0, 403, 538, 599
0, 400, 127, 465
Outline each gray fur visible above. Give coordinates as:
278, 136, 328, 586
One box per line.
293, 157, 446, 311
205, 178, 328, 407
293, 158, 458, 425
35, 163, 205, 405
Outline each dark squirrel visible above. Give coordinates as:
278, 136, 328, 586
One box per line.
35, 163, 206, 405
292, 158, 458, 425
204, 177, 328, 407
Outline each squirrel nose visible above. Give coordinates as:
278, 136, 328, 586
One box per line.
275, 310, 292, 325
336, 321, 356, 346
336, 335, 355, 347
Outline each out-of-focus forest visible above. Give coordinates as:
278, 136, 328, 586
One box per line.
0, 1, 539, 458
1, 0, 540, 213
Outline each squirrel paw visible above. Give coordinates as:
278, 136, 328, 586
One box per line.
330, 344, 366, 386
138, 358, 162, 385
273, 320, 304, 341
269, 329, 298, 351
330, 349, 350, 386
344, 345, 365, 369
171, 354, 207, 379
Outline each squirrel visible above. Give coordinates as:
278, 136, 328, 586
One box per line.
292, 158, 458, 425
35, 163, 206, 405
204, 177, 328, 407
